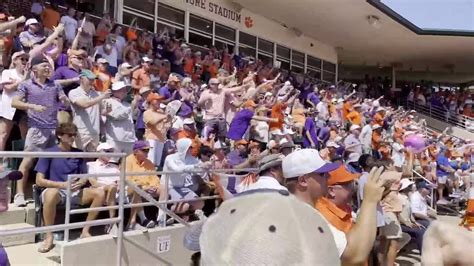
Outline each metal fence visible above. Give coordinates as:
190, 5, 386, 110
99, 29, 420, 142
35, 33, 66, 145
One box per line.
406, 100, 474, 132
0, 151, 258, 266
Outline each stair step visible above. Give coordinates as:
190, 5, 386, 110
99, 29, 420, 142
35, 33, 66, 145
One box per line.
0, 223, 35, 247
0, 203, 35, 225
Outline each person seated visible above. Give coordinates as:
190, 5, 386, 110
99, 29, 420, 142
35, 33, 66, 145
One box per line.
87, 143, 119, 220
125, 140, 161, 229
35, 123, 106, 253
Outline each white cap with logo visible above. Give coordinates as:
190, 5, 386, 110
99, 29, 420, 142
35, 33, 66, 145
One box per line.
282, 149, 340, 179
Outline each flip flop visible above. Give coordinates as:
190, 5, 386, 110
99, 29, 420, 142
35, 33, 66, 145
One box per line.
37, 242, 55, 253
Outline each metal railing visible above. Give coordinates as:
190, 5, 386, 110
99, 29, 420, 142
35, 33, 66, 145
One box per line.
0, 151, 258, 266
406, 100, 474, 132
411, 169, 436, 209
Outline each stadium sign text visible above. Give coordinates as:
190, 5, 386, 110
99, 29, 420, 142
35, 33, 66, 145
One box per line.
184, 0, 242, 23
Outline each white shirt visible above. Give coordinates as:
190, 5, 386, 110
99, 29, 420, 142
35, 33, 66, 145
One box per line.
316, 101, 329, 120
104, 98, 136, 143
68, 86, 101, 136
87, 160, 120, 186
344, 133, 362, 154
96, 45, 119, 67
359, 124, 373, 148
253, 121, 269, 143
358, 172, 385, 227
239, 176, 287, 193
0, 69, 22, 120
60, 15, 78, 42
391, 142, 405, 168
410, 191, 428, 217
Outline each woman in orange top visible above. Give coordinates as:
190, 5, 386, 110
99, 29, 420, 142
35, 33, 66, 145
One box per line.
269, 102, 287, 132
372, 125, 383, 157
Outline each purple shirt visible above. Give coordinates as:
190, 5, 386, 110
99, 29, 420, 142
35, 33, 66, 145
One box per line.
227, 109, 254, 140
135, 99, 146, 130
178, 100, 193, 118
51, 66, 80, 95
307, 92, 320, 106
34, 146, 87, 182
227, 150, 246, 167
17, 79, 65, 129
318, 126, 330, 143
303, 117, 318, 148
158, 85, 172, 99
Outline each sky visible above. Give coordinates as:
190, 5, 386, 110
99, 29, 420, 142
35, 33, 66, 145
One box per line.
382, 0, 474, 32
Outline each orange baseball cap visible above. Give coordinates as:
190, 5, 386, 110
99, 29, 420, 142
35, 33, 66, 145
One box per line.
328, 165, 360, 186
235, 139, 249, 146
147, 92, 165, 103
243, 100, 257, 108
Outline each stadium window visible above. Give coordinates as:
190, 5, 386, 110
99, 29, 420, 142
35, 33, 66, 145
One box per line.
239, 32, 257, 57
77, 0, 106, 16
189, 32, 213, 48
123, 11, 154, 32
276, 45, 290, 70
156, 22, 184, 39
258, 53, 273, 66
322, 71, 336, 83
292, 50, 305, 68
258, 38, 274, 55
323, 61, 336, 73
157, 3, 185, 28
215, 23, 235, 43
189, 14, 213, 35
123, 0, 154, 16
215, 40, 235, 54
292, 65, 304, 74
307, 68, 322, 80
307, 55, 322, 70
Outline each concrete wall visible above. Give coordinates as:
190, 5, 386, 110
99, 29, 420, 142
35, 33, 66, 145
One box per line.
417, 114, 474, 140
61, 224, 194, 266
156, 0, 338, 63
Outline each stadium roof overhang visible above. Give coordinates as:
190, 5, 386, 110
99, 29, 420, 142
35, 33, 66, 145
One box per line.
234, 0, 474, 76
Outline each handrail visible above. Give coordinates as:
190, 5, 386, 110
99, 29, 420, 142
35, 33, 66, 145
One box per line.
406, 100, 474, 131
412, 170, 436, 209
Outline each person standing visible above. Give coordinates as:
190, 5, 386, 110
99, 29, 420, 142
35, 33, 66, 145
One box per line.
0, 51, 28, 151
103, 81, 136, 154
60, 7, 78, 45
344, 125, 362, 155
143, 93, 171, 168
68, 70, 111, 152
11, 55, 69, 206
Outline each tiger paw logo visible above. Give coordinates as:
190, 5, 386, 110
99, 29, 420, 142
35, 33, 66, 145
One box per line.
245, 17, 253, 28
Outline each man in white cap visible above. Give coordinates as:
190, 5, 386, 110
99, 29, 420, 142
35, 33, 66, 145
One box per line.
103, 81, 136, 153
19, 18, 45, 50
344, 124, 362, 155
198, 78, 245, 141
131, 56, 152, 94
68, 70, 111, 152
199, 191, 341, 265
282, 148, 386, 265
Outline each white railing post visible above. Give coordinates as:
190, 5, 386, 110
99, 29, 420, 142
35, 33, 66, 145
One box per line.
116, 154, 126, 266
64, 176, 72, 242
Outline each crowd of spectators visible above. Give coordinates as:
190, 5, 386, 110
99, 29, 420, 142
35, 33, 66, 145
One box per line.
0, 2, 473, 265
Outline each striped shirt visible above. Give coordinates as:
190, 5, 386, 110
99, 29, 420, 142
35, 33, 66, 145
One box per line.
17, 78, 65, 129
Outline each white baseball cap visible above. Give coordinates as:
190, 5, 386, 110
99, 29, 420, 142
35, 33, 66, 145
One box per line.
199, 191, 340, 265
97, 58, 109, 64
346, 152, 361, 164
142, 56, 152, 62
183, 118, 195, 125
349, 124, 361, 131
97, 142, 114, 152
326, 141, 340, 149
111, 81, 128, 91
399, 178, 414, 191
372, 124, 382, 130
282, 149, 340, 179
120, 62, 132, 68
25, 18, 39, 26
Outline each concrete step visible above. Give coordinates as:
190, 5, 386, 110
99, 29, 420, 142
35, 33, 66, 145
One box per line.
0, 203, 35, 226
0, 222, 35, 247
4, 242, 61, 266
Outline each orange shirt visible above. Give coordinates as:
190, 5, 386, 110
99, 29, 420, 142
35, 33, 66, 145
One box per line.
373, 113, 384, 126
346, 111, 362, 125
342, 101, 352, 121
315, 197, 353, 233
372, 130, 382, 150
125, 154, 160, 190
184, 58, 194, 75
269, 102, 287, 131
93, 69, 112, 92
41, 8, 60, 30
132, 68, 150, 92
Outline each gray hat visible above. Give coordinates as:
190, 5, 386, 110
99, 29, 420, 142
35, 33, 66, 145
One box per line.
258, 154, 283, 173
